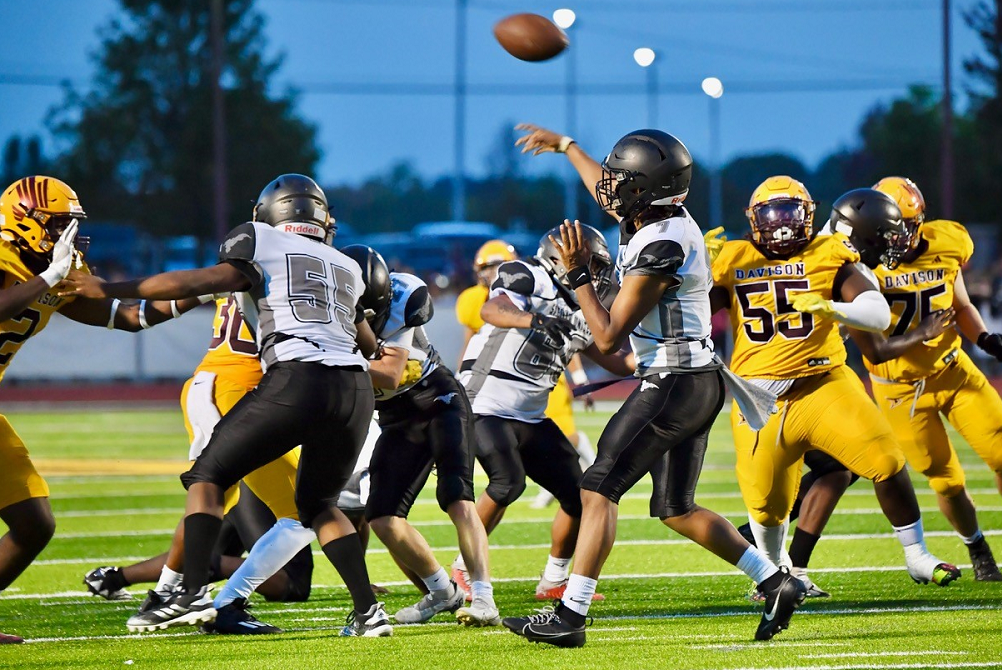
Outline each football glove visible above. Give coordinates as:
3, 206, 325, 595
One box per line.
531, 312, 574, 346
978, 332, 1002, 361
703, 226, 726, 264
40, 219, 79, 287
400, 359, 424, 387
791, 293, 845, 321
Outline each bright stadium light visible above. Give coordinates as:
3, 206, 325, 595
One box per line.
701, 76, 724, 99
633, 47, 656, 68
553, 8, 576, 29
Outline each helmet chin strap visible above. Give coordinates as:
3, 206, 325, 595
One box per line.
276, 221, 327, 240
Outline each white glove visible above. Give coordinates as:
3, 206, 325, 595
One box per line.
39, 219, 79, 287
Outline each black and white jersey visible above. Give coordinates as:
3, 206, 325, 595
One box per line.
219, 221, 367, 370
616, 208, 715, 374
374, 272, 442, 401
460, 260, 592, 422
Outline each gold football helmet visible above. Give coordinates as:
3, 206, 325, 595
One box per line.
473, 239, 517, 286
873, 176, 925, 250
745, 176, 816, 258
0, 176, 86, 260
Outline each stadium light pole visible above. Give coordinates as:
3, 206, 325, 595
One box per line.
554, 8, 578, 222
634, 48, 657, 127
210, 0, 228, 245
702, 77, 724, 228
941, 0, 954, 217
452, 0, 468, 222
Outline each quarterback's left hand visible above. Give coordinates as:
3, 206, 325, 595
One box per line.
791, 293, 845, 321
703, 226, 726, 264
978, 332, 1002, 361
58, 268, 107, 299
400, 359, 424, 387
549, 220, 592, 277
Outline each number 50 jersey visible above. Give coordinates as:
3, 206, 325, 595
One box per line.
460, 260, 592, 423
219, 221, 368, 371
712, 234, 859, 380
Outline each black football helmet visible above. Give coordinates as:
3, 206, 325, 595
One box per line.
827, 188, 909, 270
341, 244, 392, 334
537, 223, 615, 300
253, 174, 334, 242
595, 130, 692, 235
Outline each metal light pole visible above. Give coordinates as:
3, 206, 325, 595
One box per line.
554, 8, 578, 222
941, 0, 954, 217
702, 77, 724, 228
452, 0, 467, 221
210, 0, 228, 244
633, 48, 657, 127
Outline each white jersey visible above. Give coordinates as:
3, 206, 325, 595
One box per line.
616, 208, 715, 374
460, 260, 592, 422
219, 221, 368, 371
374, 272, 441, 401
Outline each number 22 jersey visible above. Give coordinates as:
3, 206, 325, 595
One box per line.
712, 233, 859, 380
460, 260, 592, 423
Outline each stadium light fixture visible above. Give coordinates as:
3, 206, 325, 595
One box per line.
701, 76, 724, 99
633, 47, 656, 68
553, 8, 576, 29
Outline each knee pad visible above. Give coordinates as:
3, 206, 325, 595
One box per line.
485, 473, 527, 507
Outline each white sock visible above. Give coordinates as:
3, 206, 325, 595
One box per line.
155, 566, 183, 595
422, 567, 451, 595
893, 519, 925, 549
214, 517, 316, 608
575, 433, 596, 469
960, 529, 984, 545
736, 546, 779, 586
471, 580, 494, 604
542, 555, 572, 583
561, 574, 596, 616
749, 517, 788, 567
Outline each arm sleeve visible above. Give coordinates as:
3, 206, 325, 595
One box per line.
218, 222, 264, 288
383, 326, 415, 349
830, 290, 891, 332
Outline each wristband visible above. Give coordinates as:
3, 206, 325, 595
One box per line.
570, 368, 588, 385
557, 136, 575, 153
197, 294, 215, 304
138, 300, 151, 330
106, 299, 121, 330
170, 300, 182, 319
565, 265, 592, 289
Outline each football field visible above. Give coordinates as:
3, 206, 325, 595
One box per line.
2, 406, 1002, 670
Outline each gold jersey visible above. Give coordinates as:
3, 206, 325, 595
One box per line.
0, 240, 78, 384
194, 297, 262, 389
867, 219, 973, 383
713, 234, 859, 380
456, 284, 488, 332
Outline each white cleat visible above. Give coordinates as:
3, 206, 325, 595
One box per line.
456, 596, 501, 627
394, 584, 465, 624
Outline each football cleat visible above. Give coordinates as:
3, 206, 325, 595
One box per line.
0, 631, 24, 644
755, 568, 807, 641
126, 586, 216, 632
340, 602, 393, 637
83, 566, 131, 601
394, 583, 465, 624
456, 596, 501, 627
535, 576, 604, 602
791, 569, 830, 598
201, 598, 281, 635
968, 537, 1002, 582
907, 555, 961, 586
503, 603, 588, 648
451, 558, 473, 603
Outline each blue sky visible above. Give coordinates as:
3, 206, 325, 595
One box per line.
0, 0, 981, 186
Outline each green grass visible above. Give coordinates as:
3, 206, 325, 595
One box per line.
3, 406, 1002, 669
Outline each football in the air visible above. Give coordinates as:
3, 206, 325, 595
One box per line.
493, 13, 569, 62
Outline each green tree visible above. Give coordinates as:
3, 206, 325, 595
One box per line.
0, 135, 47, 189
965, 0, 1002, 224
47, 0, 319, 241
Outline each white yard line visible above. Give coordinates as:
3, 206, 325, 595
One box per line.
809, 652, 970, 659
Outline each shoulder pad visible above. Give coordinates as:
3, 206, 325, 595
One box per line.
491, 260, 536, 296
404, 286, 433, 327
627, 239, 685, 277
219, 222, 257, 263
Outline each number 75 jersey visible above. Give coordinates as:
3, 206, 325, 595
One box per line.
712, 234, 859, 380
867, 220, 972, 383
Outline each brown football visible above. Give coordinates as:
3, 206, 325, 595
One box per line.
493, 13, 569, 62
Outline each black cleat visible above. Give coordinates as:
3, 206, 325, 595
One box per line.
126, 585, 216, 632
969, 537, 1002, 582
755, 568, 807, 641
83, 566, 131, 601
202, 598, 281, 635
503, 604, 588, 648
339, 602, 393, 637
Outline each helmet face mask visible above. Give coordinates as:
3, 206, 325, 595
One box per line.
748, 200, 813, 258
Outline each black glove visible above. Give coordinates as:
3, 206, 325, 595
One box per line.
978, 332, 1002, 361
531, 312, 574, 346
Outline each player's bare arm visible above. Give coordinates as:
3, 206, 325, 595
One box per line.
355, 317, 379, 360
849, 308, 955, 365
59, 291, 206, 332
368, 345, 408, 389
709, 285, 731, 314
952, 269, 1002, 360
551, 221, 669, 354
480, 293, 533, 329
60, 262, 250, 300
581, 343, 636, 377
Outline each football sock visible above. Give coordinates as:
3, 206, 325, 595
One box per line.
321, 535, 377, 614
894, 520, 936, 567
736, 546, 780, 586
960, 529, 984, 545
215, 517, 315, 608
543, 555, 572, 583
788, 528, 821, 569
471, 580, 495, 604
560, 574, 596, 620
181, 513, 222, 592
421, 567, 452, 596
576, 432, 596, 469
748, 517, 788, 567
154, 566, 183, 595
